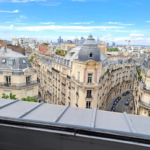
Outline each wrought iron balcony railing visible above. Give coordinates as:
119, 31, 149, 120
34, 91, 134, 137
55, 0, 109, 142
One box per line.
0, 80, 40, 89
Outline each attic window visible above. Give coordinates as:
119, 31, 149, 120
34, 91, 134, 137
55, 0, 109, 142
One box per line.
7, 59, 15, 66
2, 59, 6, 63
89, 53, 93, 58
22, 60, 26, 64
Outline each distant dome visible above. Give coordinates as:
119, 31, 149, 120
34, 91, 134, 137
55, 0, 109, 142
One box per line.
78, 34, 101, 62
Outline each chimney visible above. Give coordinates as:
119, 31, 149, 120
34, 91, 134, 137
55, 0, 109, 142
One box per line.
4, 46, 7, 53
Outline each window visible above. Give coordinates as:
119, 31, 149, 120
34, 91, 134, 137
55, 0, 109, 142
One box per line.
89, 53, 93, 58
87, 90, 92, 98
2, 59, 6, 63
76, 98, 78, 105
26, 76, 31, 84
22, 60, 26, 63
69, 82, 71, 87
5, 76, 11, 85
86, 101, 91, 108
87, 73, 92, 83
78, 71, 80, 81
8, 59, 15, 66
69, 91, 71, 99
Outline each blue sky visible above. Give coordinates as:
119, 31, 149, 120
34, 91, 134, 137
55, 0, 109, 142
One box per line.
0, 0, 150, 45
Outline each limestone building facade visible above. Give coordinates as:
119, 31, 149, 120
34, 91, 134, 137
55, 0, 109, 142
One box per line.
33, 35, 135, 110
0, 46, 39, 99
133, 55, 150, 117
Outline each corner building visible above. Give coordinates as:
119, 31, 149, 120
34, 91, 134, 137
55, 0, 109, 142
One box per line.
133, 55, 150, 116
38, 35, 134, 110
0, 47, 39, 99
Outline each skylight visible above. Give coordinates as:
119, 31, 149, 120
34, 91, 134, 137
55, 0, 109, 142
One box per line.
2, 59, 6, 63
22, 60, 26, 64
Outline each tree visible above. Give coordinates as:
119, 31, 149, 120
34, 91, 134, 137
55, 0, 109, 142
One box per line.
138, 75, 142, 80
21, 96, 38, 102
2, 93, 18, 100
137, 68, 141, 74
43, 43, 49, 45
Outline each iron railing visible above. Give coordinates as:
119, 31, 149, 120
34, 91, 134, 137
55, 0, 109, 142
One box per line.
0, 80, 40, 88
138, 100, 150, 109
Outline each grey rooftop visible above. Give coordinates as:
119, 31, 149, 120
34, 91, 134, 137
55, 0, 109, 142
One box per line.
0, 98, 150, 138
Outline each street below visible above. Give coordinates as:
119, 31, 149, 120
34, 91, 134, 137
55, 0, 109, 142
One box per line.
106, 90, 133, 114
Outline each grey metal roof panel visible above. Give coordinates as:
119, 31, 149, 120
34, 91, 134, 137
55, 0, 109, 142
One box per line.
128, 115, 150, 135
0, 101, 38, 118
95, 111, 130, 132
0, 99, 150, 137
23, 104, 66, 122
0, 98, 14, 107
58, 107, 93, 127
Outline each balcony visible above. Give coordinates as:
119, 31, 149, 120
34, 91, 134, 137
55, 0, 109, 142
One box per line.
52, 67, 60, 73
0, 80, 40, 89
61, 101, 65, 105
67, 75, 71, 80
47, 90, 51, 96
138, 100, 150, 110
47, 70, 52, 74
76, 92, 79, 96
61, 92, 65, 96
86, 95, 92, 98
61, 83, 66, 86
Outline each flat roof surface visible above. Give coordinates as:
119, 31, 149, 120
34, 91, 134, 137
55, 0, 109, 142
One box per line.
0, 98, 150, 137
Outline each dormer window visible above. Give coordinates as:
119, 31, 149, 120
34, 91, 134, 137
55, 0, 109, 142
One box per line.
89, 52, 93, 58
2, 59, 6, 63
22, 60, 26, 64
7, 59, 15, 66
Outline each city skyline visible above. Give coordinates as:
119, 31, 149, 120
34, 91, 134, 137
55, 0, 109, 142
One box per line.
0, 0, 150, 45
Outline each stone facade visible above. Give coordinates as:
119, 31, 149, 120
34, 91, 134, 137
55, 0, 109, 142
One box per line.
0, 47, 39, 100
31, 35, 134, 110
133, 56, 150, 117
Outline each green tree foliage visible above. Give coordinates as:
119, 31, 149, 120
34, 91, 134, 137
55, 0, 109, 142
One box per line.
107, 48, 119, 51
29, 56, 34, 62
2, 93, 18, 100
137, 68, 141, 74
43, 43, 49, 45
138, 75, 142, 80
21, 96, 38, 102
55, 49, 67, 56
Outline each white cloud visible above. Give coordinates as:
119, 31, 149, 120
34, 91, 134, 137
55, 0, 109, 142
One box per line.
0, 10, 19, 13
20, 15, 27, 19
71, 21, 94, 24
40, 22, 55, 24
108, 22, 134, 26
130, 34, 145, 36
146, 21, 150, 23
0, 0, 46, 2
71, 0, 107, 2
0, 25, 123, 31
42, 2, 61, 6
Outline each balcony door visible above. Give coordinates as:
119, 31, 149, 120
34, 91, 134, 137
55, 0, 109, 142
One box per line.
5, 76, 11, 85
26, 76, 31, 85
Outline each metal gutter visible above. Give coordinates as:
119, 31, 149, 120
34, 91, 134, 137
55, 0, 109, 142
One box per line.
91, 108, 97, 128
18, 102, 44, 118
53, 105, 69, 122
123, 112, 136, 133
0, 99, 19, 109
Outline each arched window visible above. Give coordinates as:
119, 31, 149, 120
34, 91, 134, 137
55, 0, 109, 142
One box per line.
89, 52, 93, 58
